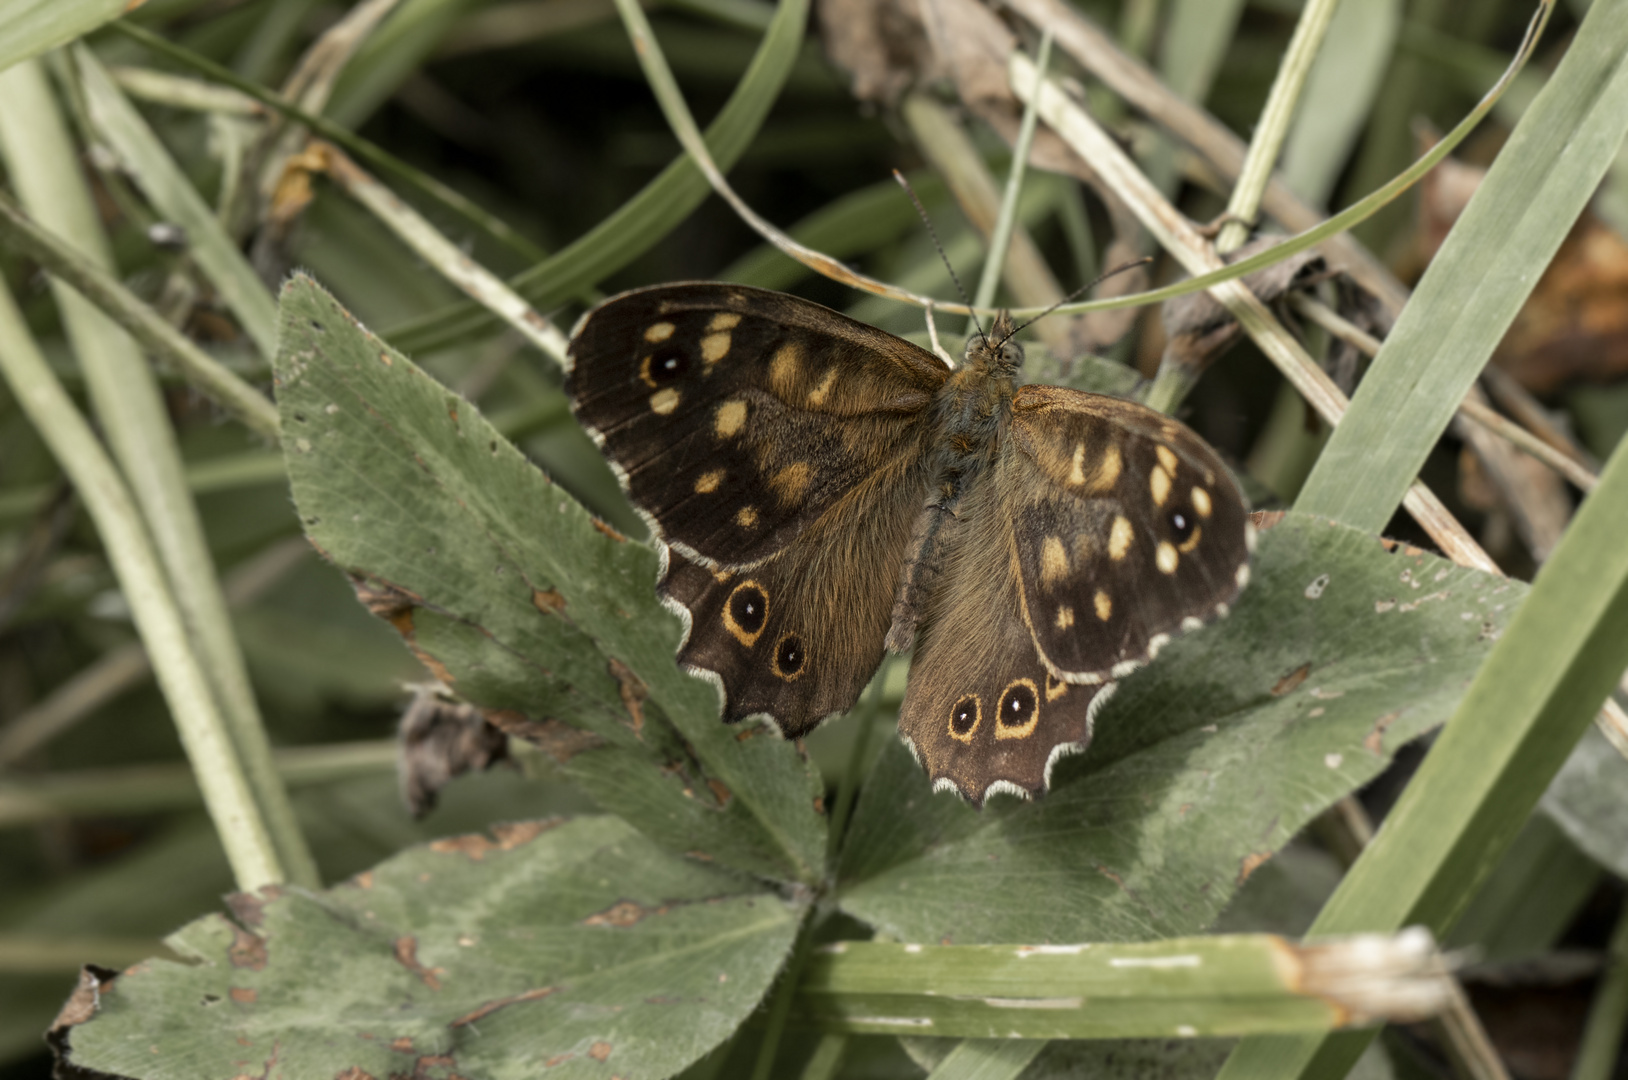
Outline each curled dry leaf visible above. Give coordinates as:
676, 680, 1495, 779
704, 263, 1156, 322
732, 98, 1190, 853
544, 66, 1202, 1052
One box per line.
1158, 238, 1328, 380
396, 682, 512, 817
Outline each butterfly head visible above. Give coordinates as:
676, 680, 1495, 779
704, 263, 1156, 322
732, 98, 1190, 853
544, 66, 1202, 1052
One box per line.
965, 310, 1024, 376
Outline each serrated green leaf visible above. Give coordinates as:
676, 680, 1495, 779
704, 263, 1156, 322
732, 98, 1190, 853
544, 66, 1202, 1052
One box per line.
838, 514, 1518, 944
60, 816, 802, 1080
272, 275, 826, 882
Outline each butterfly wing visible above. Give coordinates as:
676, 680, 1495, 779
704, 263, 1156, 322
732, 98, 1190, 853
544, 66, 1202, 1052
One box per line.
660, 445, 930, 736
567, 283, 949, 736
1001, 385, 1252, 684
897, 479, 1111, 805
567, 282, 948, 567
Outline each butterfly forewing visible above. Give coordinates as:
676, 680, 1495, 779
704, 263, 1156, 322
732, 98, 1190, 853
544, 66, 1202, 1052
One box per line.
1003, 385, 1252, 684
567, 283, 948, 568
567, 283, 949, 736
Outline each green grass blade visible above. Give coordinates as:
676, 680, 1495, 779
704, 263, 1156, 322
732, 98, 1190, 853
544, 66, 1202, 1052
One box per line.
0, 0, 124, 74
1218, 331, 1628, 1079
924, 1040, 1045, 1080
1279, 0, 1401, 208
1294, 0, 1628, 531
386, 0, 808, 355
797, 932, 1451, 1038
73, 45, 279, 357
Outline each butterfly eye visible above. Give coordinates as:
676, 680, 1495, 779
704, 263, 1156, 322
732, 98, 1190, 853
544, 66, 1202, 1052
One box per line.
1169, 509, 1194, 543
774, 633, 806, 678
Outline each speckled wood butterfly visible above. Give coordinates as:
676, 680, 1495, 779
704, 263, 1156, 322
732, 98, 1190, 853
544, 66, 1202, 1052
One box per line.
566, 283, 1251, 805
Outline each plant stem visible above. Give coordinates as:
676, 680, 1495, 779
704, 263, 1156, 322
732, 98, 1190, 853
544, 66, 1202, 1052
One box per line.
1571, 898, 1628, 1080
0, 279, 283, 892
1215, 0, 1342, 254
968, 29, 1054, 332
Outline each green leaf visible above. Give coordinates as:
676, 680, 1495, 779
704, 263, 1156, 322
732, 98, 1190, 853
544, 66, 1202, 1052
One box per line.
0, 0, 125, 76
59, 815, 803, 1080
1295, 1, 1628, 531
838, 513, 1519, 944
1542, 724, 1628, 880
272, 275, 826, 882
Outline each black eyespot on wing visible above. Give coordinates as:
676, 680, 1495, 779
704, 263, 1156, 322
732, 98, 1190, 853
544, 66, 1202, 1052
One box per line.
729, 584, 767, 635
647, 345, 690, 385
774, 633, 806, 678
998, 681, 1037, 729
950, 695, 980, 738
1170, 508, 1194, 543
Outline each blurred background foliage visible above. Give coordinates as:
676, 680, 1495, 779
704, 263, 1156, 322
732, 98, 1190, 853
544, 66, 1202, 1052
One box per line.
0, 0, 1625, 1076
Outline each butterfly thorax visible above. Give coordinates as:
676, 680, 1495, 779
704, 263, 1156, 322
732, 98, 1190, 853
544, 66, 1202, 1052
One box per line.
885, 318, 1025, 654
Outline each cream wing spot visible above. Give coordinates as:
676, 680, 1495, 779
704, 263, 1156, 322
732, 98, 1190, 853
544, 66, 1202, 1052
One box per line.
1094, 590, 1112, 621
1089, 444, 1123, 492
649, 388, 680, 415
1040, 536, 1069, 586
694, 469, 724, 493
735, 506, 759, 528
644, 321, 676, 343
1055, 605, 1075, 629
769, 343, 801, 394
1192, 486, 1213, 518
807, 369, 838, 406
1150, 465, 1172, 507
1156, 445, 1179, 474
769, 462, 812, 505
708, 312, 742, 331
1068, 443, 1086, 485
1108, 516, 1134, 561
1156, 541, 1180, 575
701, 332, 731, 363
715, 400, 747, 437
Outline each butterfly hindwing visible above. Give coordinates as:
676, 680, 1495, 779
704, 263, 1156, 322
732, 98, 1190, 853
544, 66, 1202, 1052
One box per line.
897, 479, 1111, 804
1002, 385, 1252, 684
567, 282, 948, 567
660, 446, 931, 737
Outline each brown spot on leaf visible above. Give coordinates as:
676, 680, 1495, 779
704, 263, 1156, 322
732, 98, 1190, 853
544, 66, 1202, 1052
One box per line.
492, 820, 556, 849
391, 1037, 415, 1053
226, 892, 268, 928
334, 1069, 377, 1080
1271, 663, 1311, 697
49, 966, 115, 1035
1365, 711, 1402, 754
609, 658, 647, 733
584, 901, 670, 927
1237, 851, 1273, 885
429, 820, 561, 861
734, 726, 761, 742
353, 871, 375, 890
1251, 510, 1286, 532
450, 987, 558, 1027
533, 588, 567, 615
486, 712, 605, 762
230, 987, 257, 1005
545, 1054, 574, 1067
592, 519, 626, 542
707, 778, 732, 806
230, 926, 268, 970
393, 937, 443, 990
589, 1043, 612, 1062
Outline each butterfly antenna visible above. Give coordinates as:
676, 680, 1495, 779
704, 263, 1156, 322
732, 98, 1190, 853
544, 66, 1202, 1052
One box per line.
894, 169, 984, 343
1005, 256, 1156, 345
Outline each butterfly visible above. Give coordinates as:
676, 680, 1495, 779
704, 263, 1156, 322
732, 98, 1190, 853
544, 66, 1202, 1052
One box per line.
565, 283, 1251, 805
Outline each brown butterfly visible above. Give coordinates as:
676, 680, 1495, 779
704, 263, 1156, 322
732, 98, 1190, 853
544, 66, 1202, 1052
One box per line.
566, 283, 1251, 805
